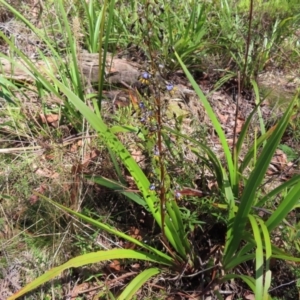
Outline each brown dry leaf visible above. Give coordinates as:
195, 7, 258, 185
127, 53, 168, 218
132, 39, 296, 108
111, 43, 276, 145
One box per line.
130, 227, 142, 241
206, 178, 218, 191
47, 114, 59, 122
29, 195, 39, 205
244, 293, 255, 300
35, 167, 59, 179
266, 163, 278, 175
71, 164, 83, 176
225, 295, 234, 300
39, 114, 47, 123
82, 149, 100, 168
128, 89, 139, 108
123, 227, 143, 249
272, 149, 288, 169
125, 175, 139, 191
226, 138, 234, 147
70, 143, 79, 152
29, 184, 47, 204
115, 88, 131, 105
70, 282, 90, 299
129, 146, 144, 163
235, 116, 245, 134
44, 153, 54, 160
70, 140, 84, 152
63, 182, 70, 192
108, 260, 122, 272
217, 112, 228, 124
267, 149, 288, 175
177, 188, 204, 197
39, 113, 59, 124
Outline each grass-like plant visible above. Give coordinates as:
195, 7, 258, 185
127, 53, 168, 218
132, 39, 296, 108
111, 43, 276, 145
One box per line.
207, 0, 300, 88
1, 0, 300, 299
174, 53, 300, 298
6, 47, 300, 300
7, 52, 300, 299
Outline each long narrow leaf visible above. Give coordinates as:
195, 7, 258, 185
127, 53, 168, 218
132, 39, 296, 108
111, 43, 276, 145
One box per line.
165, 200, 191, 256
8, 249, 165, 300
257, 218, 272, 298
87, 175, 147, 208
256, 174, 300, 207
223, 254, 255, 270
266, 179, 300, 231
251, 79, 266, 137
118, 268, 160, 300
249, 215, 264, 300
38, 194, 173, 263
239, 124, 278, 173
224, 97, 296, 267
174, 52, 235, 188
235, 102, 260, 179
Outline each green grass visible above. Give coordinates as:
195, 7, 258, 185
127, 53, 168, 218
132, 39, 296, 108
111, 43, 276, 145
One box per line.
0, 0, 300, 299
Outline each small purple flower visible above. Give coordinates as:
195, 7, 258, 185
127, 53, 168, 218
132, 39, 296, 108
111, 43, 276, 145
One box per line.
153, 146, 160, 156
142, 72, 151, 79
139, 102, 146, 110
166, 84, 174, 91
175, 191, 182, 200
149, 184, 156, 191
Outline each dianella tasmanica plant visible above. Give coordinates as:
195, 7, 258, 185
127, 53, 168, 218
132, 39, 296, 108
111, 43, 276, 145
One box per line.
7, 59, 198, 300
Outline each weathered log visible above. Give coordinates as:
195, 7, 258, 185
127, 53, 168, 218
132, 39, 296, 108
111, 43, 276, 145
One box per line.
0, 52, 141, 86
78, 52, 141, 85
